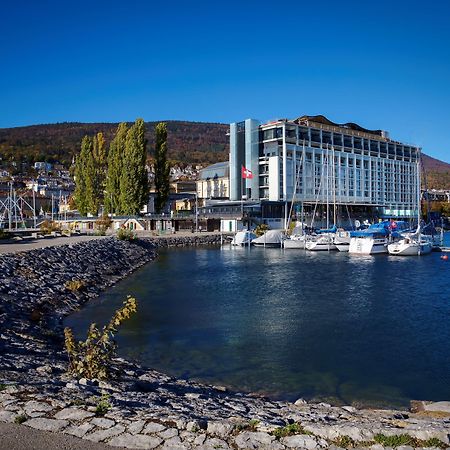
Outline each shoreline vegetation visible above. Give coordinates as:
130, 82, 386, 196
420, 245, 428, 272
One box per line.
0, 235, 449, 449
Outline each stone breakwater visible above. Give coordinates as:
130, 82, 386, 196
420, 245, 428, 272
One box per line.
0, 236, 449, 450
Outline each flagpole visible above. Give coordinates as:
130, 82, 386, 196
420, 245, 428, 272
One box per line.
241, 166, 244, 229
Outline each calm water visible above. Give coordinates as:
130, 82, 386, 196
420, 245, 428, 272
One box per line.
66, 234, 450, 408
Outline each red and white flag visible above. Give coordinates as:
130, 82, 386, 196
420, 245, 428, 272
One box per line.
242, 166, 253, 179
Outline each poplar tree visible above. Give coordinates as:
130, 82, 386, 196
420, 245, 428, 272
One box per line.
119, 119, 149, 215
73, 137, 89, 216
154, 122, 170, 214
93, 132, 107, 190
105, 123, 128, 214
74, 135, 101, 216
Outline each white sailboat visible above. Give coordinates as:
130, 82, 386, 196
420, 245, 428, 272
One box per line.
283, 224, 309, 249
334, 230, 351, 252
305, 233, 337, 251
306, 145, 337, 252
283, 148, 307, 249
388, 156, 432, 256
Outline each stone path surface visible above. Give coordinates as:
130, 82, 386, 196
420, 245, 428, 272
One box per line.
1, 236, 449, 449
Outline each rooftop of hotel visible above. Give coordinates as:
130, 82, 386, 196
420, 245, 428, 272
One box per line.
260, 114, 399, 143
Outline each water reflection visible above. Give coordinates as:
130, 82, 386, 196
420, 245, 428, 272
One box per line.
65, 237, 450, 408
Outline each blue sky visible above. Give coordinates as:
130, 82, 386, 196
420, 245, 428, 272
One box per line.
1, 0, 449, 162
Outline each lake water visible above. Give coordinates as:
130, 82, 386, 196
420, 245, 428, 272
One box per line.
66, 233, 450, 408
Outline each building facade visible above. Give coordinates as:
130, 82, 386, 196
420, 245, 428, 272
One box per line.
196, 162, 230, 202
230, 116, 420, 218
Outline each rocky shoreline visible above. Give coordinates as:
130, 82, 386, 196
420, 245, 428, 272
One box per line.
1, 236, 449, 449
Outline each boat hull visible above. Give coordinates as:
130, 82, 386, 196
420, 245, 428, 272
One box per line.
283, 238, 306, 249
335, 243, 349, 252
349, 237, 388, 254
387, 241, 432, 256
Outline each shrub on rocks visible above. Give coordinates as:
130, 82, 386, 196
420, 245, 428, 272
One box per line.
116, 228, 136, 241
64, 296, 137, 380
64, 279, 86, 292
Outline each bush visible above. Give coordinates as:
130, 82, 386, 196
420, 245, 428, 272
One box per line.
95, 215, 112, 235
14, 414, 28, 424
40, 220, 61, 234
65, 279, 86, 292
116, 228, 136, 241
64, 296, 137, 380
272, 423, 311, 439
255, 223, 269, 237
94, 393, 111, 416
0, 229, 11, 240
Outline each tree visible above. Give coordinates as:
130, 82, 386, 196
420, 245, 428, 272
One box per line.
73, 135, 101, 216
93, 132, 107, 191
73, 136, 90, 216
154, 122, 170, 214
105, 123, 128, 214
119, 119, 149, 215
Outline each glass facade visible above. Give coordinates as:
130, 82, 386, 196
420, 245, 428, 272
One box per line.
231, 118, 420, 218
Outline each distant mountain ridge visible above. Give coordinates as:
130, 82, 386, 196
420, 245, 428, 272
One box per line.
0, 121, 229, 167
0, 121, 449, 189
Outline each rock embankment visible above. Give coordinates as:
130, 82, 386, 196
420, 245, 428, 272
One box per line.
1, 236, 449, 450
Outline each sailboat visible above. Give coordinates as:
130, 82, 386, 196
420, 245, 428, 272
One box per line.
387, 156, 432, 256
306, 145, 337, 251
283, 146, 308, 249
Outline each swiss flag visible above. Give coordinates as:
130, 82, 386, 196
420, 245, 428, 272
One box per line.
242, 166, 253, 179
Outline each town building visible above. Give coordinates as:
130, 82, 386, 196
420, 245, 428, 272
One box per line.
229, 115, 420, 219
196, 162, 229, 205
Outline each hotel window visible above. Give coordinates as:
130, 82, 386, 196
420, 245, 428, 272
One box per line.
286, 128, 296, 140
322, 132, 332, 145
370, 140, 378, 153
344, 135, 352, 148
354, 138, 362, 150
333, 133, 343, 147
311, 130, 321, 144
363, 139, 369, 151
298, 127, 309, 143
388, 145, 395, 157
388, 144, 395, 157
263, 129, 275, 140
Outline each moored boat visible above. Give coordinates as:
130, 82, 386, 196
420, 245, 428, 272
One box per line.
252, 230, 285, 247
231, 230, 256, 246
306, 234, 337, 251
387, 237, 432, 256
334, 230, 351, 252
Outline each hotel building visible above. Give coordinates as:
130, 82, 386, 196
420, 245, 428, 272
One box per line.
229, 115, 420, 219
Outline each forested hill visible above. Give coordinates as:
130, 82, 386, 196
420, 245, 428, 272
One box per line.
421, 154, 450, 190
0, 121, 229, 167
0, 121, 449, 189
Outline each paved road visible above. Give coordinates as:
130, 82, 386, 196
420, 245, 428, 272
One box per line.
0, 235, 107, 255
0, 231, 225, 255
0, 423, 122, 450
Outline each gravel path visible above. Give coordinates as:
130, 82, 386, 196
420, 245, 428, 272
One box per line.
0, 422, 123, 450
0, 235, 107, 254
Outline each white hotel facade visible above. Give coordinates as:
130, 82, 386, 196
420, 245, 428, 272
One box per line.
229, 115, 420, 219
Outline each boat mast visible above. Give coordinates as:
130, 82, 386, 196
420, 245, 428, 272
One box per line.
326, 144, 329, 230
417, 149, 422, 241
